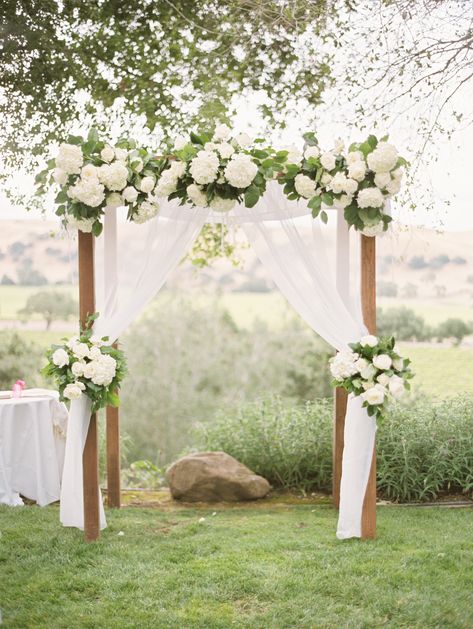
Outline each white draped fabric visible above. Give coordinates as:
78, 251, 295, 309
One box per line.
60, 181, 376, 538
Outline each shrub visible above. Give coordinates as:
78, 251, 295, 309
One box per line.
436, 318, 472, 346
0, 332, 44, 389
408, 256, 428, 270
18, 290, 78, 329
377, 280, 398, 297
196, 394, 473, 502
377, 306, 431, 341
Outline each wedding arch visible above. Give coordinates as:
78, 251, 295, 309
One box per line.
39, 126, 411, 542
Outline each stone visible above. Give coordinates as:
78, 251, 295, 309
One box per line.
165, 451, 270, 502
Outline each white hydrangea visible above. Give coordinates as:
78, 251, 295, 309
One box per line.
168, 160, 187, 179
333, 194, 352, 210
89, 335, 105, 347
344, 178, 358, 195
100, 145, 115, 162
367, 142, 398, 173
84, 354, 117, 387
64, 381, 85, 400
374, 172, 391, 189
361, 222, 385, 238
71, 361, 85, 377
73, 342, 90, 359
330, 351, 359, 380
386, 178, 401, 195
348, 161, 366, 182
122, 186, 139, 203
360, 363, 377, 380
155, 170, 178, 197
187, 184, 208, 207
105, 193, 122, 209
68, 178, 105, 208
304, 146, 320, 160
213, 124, 232, 141
133, 200, 159, 224
190, 150, 220, 185
357, 187, 385, 209
224, 153, 258, 188
173, 135, 188, 151
52, 348, 69, 368
56, 143, 84, 175
329, 172, 348, 194
53, 168, 68, 185
140, 176, 155, 194
284, 145, 303, 166
320, 152, 336, 171
234, 132, 252, 148
81, 164, 99, 180
377, 373, 390, 387
210, 196, 236, 212
98, 162, 128, 191
294, 174, 317, 199
217, 143, 235, 159
393, 357, 404, 371
346, 150, 364, 165
114, 147, 128, 162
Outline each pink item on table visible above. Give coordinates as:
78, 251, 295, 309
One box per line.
12, 380, 26, 399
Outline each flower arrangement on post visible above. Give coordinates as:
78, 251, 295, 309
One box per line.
279, 132, 407, 236
42, 315, 126, 412
330, 335, 413, 420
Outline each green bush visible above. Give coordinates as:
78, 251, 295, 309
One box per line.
377, 306, 432, 341
195, 394, 473, 502
0, 332, 44, 389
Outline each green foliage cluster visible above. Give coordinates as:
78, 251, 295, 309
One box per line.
0, 331, 44, 390
197, 393, 473, 503
19, 290, 78, 330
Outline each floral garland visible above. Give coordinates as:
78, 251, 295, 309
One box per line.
37, 125, 406, 237
330, 335, 413, 420
42, 316, 126, 412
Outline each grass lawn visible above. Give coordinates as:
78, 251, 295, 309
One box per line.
1, 503, 472, 628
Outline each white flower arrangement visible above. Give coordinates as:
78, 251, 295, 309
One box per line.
330, 335, 413, 420
37, 127, 406, 237
42, 315, 126, 412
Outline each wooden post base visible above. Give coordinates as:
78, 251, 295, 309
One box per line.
333, 387, 347, 508
83, 413, 100, 542
106, 405, 121, 508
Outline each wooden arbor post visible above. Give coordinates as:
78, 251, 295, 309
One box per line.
333, 227, 377, 539
78, 232, 100, 542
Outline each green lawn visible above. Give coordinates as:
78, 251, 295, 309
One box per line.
0, 505, 472, 629
0, 285, 77, 320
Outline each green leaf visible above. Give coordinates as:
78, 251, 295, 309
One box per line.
190, 132, 204, 145
302, 131, 317, 146
308, 195, 322, 211
244, 184, 260, 208
55, 190, 68, 203
320, 210, 328, 224
92, 221, 103, 237
321, 193, 333, 206
367, 135, 378, 149
87, 128, 99, 143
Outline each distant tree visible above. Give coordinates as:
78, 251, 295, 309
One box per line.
16, 259, 47, 286
408, 256, 428, 270
402, 283, 418, 299
434, 285, 447, 298
19, 291, 78, 329
436, 318, 472, 346
421, 271, 436, 284
467, 275, 473, 285
0, 332, 43, 389
1, 274, 15, 285
377, 306, 432, 341
430, 254, 450, 269
452, 256, 467, 265
377, 281, 398, 297
234, 278, 272, 293
8, 241, 27, 260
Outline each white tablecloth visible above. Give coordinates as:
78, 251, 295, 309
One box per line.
0, 389, 68, 507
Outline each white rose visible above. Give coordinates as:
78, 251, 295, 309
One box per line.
393, 357, 405, 371
53, 168, 68, 185
210, 196, 236, 213
344, 178, 358, 195
122, 186, 139, 203
106, 192, 123, 209
388, 375, 405, 399
133, 200, 159, 224
333, 194, 352, 210
374, 173, 391, 189
392, 168, 403, 181
88, 346, 102, 360
348, 162, 366, 182
190, 150, 220, 185
360, 335, 378, 347
73, 342, 90, 359
204, 142, 219, 151
71, 361, 85, 377
224, 153, 258, 188
329, 172, 348, 194
377, 373, 390, 386
98, 162, 128, 191
355, 357, 368, 372
56, 143, 83, 175
361, 223, 385, 238
173, 135, 188, 151
234, 132, 252, 148
67, 336, 79, 349
372, 354, 392, 370
386, 178, 401, 195
187, 184, 208, 207
294, 174, 317, 199
52, 348, 69, 368
89, 335, 104, 347
346, 151, 364, 165
213, 124, 232, 141
362, 380, 376, 390
154, 170, 178, 197
304, 146, 320, 160
217, 142, 235, 159
167, 160, 186, 179
114, 147, 128, 162
362, 386, 385, 406
140, 176, 155, 194
330, 351, 359, 380
100, 145, 115, 162
367, 142, 398, 173
320, 152, 336, 171
81, 164, 99, 180
63, 382, 84, 400
321, 173, 332, 186
360, 364, 377, 380
334, 138, 345, 154
357, 187, 385, 209
284, 145, 303, 166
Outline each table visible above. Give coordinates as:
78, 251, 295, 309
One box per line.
0, 389, 68, 507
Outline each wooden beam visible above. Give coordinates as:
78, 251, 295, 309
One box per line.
106, 349, 121, 508
78, 231, 100, 542
333, 213, 350, 508
360, 234, 377, 539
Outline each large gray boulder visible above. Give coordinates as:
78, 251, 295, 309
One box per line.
165, 451, 270, 502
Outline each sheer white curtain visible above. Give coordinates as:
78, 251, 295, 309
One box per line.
60, 203, 208, 530
242, 201, 375, 539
